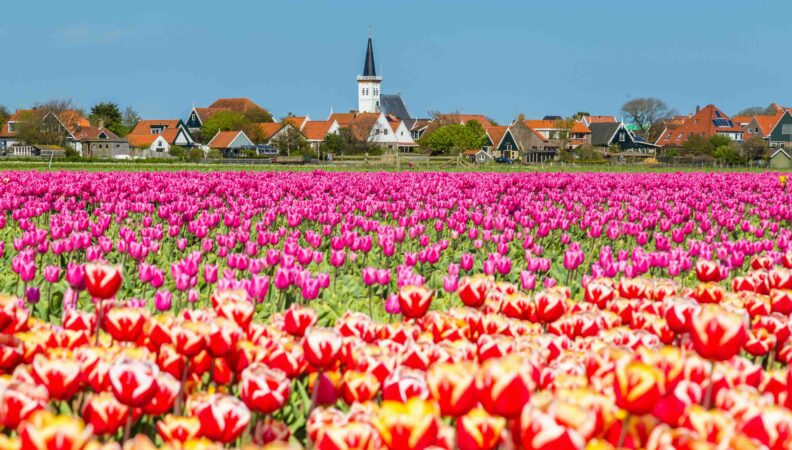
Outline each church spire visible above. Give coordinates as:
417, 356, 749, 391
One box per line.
363, 37, 376, 77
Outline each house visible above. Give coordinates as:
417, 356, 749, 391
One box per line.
580, 115, 617, 128
327, 111, 417, 153
186, 98, 272, 133
510, 121, 563, 163
463, 149, 494, 164
74, 127, 129, 158
0, 109, 91, 155
283, 116, 309, 131
126, 119, 195, 156
301, 120, 341, 154
743, 107, 792, 148
589, 122, 658, 153
483, 126, 519, 160
769, 149, 791, 169
570, 121, 592, 147
208, 130, 254, 157
256, 123, 293, 143
656, 105, 743, 147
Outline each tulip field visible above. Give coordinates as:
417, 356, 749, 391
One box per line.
2, 169, 792, 450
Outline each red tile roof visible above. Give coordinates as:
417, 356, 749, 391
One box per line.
208, 130, 245, 149
74, 127, 122, 141
657, 105, 742, 147
571, 121, 591, 134
753, 115, 782, 137
195, 107, 227, 124
127, 133, 159, 147
522, 120, 560, 129
283, 116, 308, 130
485, 126, 508, 148
257, 123, 285, 140
208, 98, 266, 113
435, 114, 493, 128
301, 121, 335, 141
129, 120, 182, 136
584, 115, 617, 124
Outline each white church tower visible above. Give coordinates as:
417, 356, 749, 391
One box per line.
357, 37, 382, 113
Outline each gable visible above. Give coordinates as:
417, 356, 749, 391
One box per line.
497, 130, 518, 151
770, 112, 792, 142
228, 132, 254, 148
186, 109, 202, 129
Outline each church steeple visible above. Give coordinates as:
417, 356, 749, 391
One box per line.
357, 34, 382, 114
363, 37, 376, 77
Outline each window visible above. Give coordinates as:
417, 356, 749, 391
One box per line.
384, 129, 388, 135
782, 124, 792, 135
619, 132, 626, 142
373, 88, 378, 96
7, 123, 16, 132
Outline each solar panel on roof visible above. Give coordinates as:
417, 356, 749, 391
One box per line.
712, 119, 733, 127
714, 111, 722, 118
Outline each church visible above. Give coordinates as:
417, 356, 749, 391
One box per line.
356, 37, 412, 122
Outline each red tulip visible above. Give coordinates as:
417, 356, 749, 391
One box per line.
142, 372, 181, 416
108, 358, 159, 407
283, 305, 318, 337
193, 393, 251, 444
457, 275, 490, 308
84, 263, 123, 299
373, 399, 440, 450
240, 363, 291, 414
614, 357, 664, 415
303, 327, 343, 370
695, 259, 722, 283
689, 305, 747, 361
478, 355, 536, 418
31, 353, 82, 401
398, 285, 434, 319
103, 306, 148, 342
0, 380, 48, 429
18, 411, 93, 450
340, 370, 380, 404
82, 392, 129, 435
534, 290, 567, 323
584, 279, 614, 309
457, 407, 506, 450
157, 415, 201, 443
426, 361, 478, 416
519, 403, 586, 450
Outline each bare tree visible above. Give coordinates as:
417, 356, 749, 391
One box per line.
621, 98, 672, 138
735, 104, 778, 117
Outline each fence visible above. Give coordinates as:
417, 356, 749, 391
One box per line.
331, 153, 470, 168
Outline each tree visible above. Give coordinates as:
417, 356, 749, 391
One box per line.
713, 141, 744, 165
243, 108, 274, 123
118, 107, 140, 137
683, 134, 714, 155
735, 105, 777, 117
419, 120, 486, 155
0, 105, 9, 129
621, 98, 672, 138
89, 102, 122, 132
200, 111, 248, 142
740, 137, 769, 162
553, 118, 575, 150
320, 128, 373, 155
270, 126, 307, 156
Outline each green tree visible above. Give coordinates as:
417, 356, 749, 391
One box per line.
320, 128, 372, 155
419, 120, 486, 155
118, 107, 140, 137
0, 105, 9, 129
713, 142, 744, 165
89, 102, 122, 132
243, 108, 274, 123
201, 111, 248, 142
270, 126, 307, 156
683, 134, 714, 155
740, 136, 769, 163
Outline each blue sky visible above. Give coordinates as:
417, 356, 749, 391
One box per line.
2, 0, 791, 123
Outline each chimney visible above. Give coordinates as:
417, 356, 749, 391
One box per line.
695, 105, 700, 113
98, 119, 105, 130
